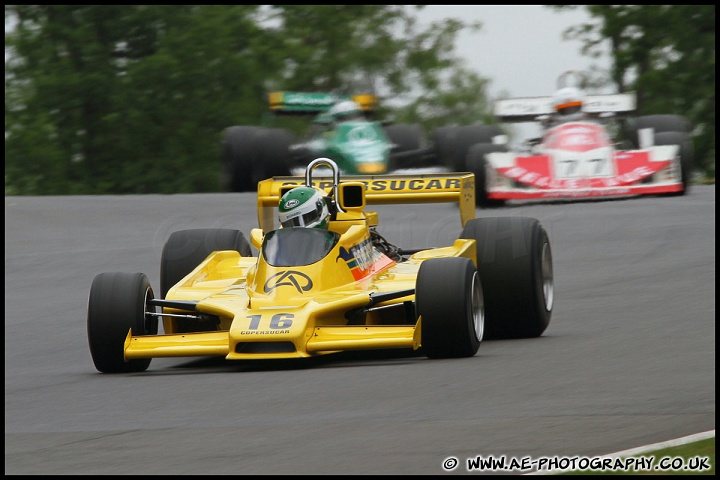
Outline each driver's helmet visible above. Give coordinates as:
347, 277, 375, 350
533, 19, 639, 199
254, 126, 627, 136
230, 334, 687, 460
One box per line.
278, 186, 330, 229
328, 100, 364, 123
552, 86, 585, 118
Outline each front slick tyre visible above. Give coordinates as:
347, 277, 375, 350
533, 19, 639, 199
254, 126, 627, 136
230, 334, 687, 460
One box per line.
465, 142, 508, 208
87, 272, 158, 373
416, 257, 484, 359
654, 131, 693, 196
461, 217, 553, 339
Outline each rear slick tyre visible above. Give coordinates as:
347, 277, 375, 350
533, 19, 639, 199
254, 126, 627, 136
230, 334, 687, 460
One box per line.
221, 126, 261, 192
460, 217, 553, 339
160, 228, 251, 299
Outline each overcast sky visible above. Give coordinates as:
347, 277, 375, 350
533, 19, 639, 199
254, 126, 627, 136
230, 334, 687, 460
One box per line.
6, 6, 608, 100
5, 6, 610, 120
415, 5, 611, 99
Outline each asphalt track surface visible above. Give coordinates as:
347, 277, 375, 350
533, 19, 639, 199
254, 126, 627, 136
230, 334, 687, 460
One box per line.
4, 186, 715, 475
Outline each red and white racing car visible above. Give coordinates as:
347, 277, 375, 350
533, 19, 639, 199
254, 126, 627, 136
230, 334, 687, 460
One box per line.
467, 91, 694, 206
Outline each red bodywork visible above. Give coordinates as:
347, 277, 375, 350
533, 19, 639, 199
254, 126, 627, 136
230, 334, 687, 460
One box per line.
487, 122, 682, 199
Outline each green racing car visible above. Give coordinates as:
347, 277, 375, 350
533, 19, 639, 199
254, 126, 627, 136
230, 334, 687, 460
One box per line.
220, 91, 503, 195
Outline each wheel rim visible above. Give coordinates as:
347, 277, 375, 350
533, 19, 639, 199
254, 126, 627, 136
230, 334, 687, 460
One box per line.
142, 286, 156, 334
471, 271, 484, 342
541, 242, 554, 312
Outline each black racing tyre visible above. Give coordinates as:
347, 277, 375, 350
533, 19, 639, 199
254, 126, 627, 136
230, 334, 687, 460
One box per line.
221, 126, 262, 192
432, 124, 504, 171
416, 257, 484, 358
430, 126, 458, 170
160, 228, 251, 299
627, 114, 692, 148
460, 217, 553, 339
463, 124, 505, 143
654, 131, 694, 196
384, 123, 425, 168
87, 272, 158, 373
253, 128, 295, 182
465, 143, 508, 208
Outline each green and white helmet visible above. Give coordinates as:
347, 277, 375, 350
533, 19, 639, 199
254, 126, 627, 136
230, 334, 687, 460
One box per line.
328, 100, 363, 123
278, 186, 330, 229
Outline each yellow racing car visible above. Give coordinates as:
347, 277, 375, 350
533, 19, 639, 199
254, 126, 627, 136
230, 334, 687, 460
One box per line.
87, 158, 554, 373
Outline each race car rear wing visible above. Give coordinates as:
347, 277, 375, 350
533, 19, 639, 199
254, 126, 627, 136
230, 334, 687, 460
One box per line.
268, 91, 378, 115
494, 92, 637, 123
256, 172, 476, 233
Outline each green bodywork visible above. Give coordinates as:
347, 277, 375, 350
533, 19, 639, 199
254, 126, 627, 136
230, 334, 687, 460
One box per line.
271, 91, 395, 174
301, 121, 393, 174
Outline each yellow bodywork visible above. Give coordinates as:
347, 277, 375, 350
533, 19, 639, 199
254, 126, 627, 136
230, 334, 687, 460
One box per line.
256, 172, 476, 234
124, 172, 477, 362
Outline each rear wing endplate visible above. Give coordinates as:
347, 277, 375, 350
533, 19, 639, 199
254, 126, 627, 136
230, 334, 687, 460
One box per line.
494, 92, 637, 123
256, 172, 476, 233
268, 91, 378, 115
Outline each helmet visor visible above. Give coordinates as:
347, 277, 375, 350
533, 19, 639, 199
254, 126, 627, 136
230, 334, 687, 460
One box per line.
280, 198, 325, 228
556, 102, 583, 116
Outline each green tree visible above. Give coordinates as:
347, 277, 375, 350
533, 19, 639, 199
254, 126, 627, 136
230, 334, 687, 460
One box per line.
546, 5, 715, 177
5, 5, 488, 194
5, 5, 276, 194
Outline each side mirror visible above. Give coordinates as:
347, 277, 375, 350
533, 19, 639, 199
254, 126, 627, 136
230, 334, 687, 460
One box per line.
338, 182, 366, 212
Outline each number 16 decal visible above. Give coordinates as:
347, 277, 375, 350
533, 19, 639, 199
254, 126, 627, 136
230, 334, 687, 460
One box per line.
246, 314, 294, 330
